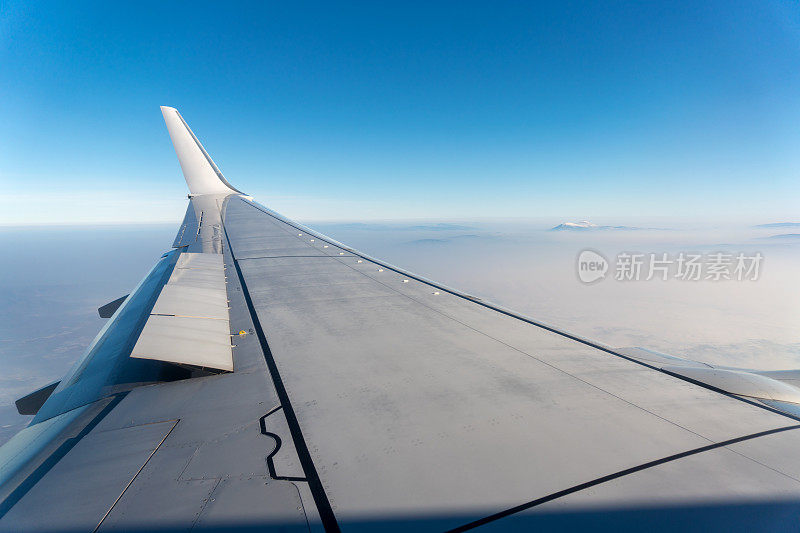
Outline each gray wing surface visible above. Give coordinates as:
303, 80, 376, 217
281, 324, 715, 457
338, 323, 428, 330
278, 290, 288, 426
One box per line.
2, 108, 800, 532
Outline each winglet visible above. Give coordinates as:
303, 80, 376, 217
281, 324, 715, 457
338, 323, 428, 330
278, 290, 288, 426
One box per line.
160, 106, 244, 195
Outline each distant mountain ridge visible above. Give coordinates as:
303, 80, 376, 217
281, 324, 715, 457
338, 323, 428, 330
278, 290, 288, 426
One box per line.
754, 222, 800, 229
550, 220, 643, 231
409, 234, 483, 244
761, 233, 800, 240
322, 222, 474, 232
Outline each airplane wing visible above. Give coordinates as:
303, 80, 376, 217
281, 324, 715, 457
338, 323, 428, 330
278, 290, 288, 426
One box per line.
2, 107, 800, 532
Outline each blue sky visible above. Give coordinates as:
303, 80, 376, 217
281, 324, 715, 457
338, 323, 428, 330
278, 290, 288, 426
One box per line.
1, 1, 799, 224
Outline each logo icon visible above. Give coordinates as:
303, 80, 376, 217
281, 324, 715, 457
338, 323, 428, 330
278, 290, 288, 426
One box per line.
577, 249, 608, 284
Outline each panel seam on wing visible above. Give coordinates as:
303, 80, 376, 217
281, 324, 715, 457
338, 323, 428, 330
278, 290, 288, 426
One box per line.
446, 424, 800, 532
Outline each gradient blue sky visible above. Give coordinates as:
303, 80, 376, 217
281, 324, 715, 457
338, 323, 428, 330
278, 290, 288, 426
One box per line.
1, 1, 799, 223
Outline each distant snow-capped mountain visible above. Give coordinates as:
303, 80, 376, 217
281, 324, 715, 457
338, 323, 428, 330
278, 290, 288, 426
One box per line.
550, 220, 641, 231
551, 220, 597, 230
